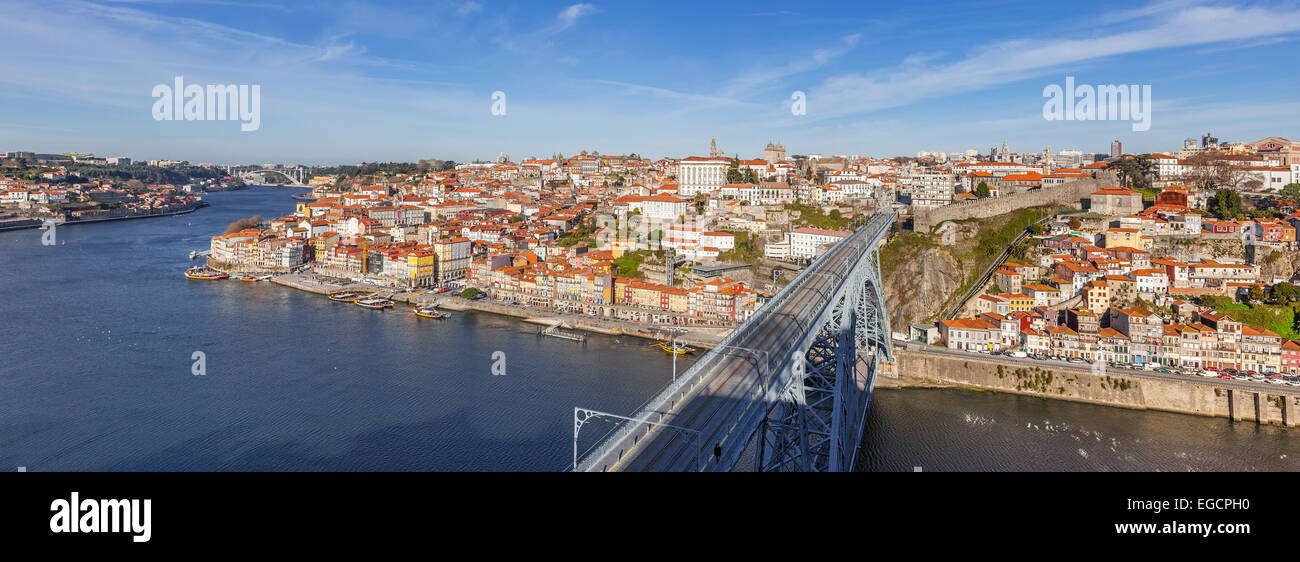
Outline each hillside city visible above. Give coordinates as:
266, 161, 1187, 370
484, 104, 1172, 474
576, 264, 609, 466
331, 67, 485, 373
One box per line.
5, 135, 1300, 384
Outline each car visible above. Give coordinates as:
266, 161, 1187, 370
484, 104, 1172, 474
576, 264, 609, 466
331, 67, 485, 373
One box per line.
1155, 367, 1172, 373
1288, 381, 1300, 387
1200, 371, 1218, 377
1217, 374, 1233, 380
1268, 379, 1286, 385
1009, 351, 1028, 358
1068, 357, 1086, 364
1234, 375, 1249, 381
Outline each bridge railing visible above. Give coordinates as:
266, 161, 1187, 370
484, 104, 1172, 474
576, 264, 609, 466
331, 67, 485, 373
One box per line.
573, 211, 896, 472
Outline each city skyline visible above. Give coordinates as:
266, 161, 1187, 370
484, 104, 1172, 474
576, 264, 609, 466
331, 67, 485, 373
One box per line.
1, 0, 1299, 164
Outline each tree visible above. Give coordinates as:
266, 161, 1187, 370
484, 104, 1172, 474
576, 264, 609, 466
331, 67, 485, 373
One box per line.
726, 159, 743, 184
1280, 183, 1300, 201
1111, 154, 1155, 190
1181, 152, 1254, 190
1271, 282, 1298, 304
974, 181, 991, 198
1208, 188, 1243, 220
1246, 285, 1266, 303
1068, 217, 1082, 230
460, 287, 480, 299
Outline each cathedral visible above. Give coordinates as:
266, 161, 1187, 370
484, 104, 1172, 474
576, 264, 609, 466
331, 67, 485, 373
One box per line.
763, 141, 786, 164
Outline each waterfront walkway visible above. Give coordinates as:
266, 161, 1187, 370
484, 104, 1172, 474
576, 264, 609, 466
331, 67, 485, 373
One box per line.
269, 273, 731, 346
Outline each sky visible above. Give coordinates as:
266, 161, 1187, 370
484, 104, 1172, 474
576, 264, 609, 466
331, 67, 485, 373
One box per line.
1, 0, 1299, 165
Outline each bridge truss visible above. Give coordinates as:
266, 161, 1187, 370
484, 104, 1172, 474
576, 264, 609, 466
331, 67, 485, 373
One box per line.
573, 211, 896, 472
754, 236, 893, 471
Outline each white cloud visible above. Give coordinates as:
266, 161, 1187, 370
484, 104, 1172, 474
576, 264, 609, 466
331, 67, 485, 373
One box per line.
554, 3, 598, 32
811, 4, 1300, 120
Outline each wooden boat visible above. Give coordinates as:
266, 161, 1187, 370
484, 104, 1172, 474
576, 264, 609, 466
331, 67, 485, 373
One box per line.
654, 341, 694, 355
237, 273, 259, 282
355, 297, 394, 310
328, 291, 359, 302
413, 306, 444, 319
185, 267, 228, 280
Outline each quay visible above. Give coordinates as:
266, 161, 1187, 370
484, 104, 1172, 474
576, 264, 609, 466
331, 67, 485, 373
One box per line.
266, 272, 727, 347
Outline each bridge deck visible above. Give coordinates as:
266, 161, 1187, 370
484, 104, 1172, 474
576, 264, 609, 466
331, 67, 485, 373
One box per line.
577, 213, 893, 472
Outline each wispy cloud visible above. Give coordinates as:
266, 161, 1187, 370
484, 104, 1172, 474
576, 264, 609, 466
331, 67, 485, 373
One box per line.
553, 3, 598, 32
810, 3, 1300, 120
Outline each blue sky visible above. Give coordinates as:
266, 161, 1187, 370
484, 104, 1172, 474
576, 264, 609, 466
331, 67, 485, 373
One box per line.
1, 0, 1299, 164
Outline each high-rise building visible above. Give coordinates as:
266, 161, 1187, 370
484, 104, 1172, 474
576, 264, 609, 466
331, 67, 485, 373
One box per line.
1110, 140, 1122, 158
1202, 133, 1219, 147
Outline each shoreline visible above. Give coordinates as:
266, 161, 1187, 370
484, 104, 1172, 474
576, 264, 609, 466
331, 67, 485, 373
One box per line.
266, 272, 727, 348
0, 204, 207, 232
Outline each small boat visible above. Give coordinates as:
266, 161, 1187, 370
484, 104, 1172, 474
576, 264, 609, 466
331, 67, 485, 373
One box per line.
654, 341, 694, 355
185, 267, 228, 280
328, 291, 359, 302
355, 297, 394, 310
413, 306, 444, 319
237, 273, 259, 282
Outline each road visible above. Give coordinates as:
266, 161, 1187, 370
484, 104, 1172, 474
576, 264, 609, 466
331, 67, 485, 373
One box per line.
899, 343, 1300, 395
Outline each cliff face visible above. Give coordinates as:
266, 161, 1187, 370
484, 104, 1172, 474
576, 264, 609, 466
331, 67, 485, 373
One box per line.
1259, 247, 1300, 283
1149, 236, 1245, 263
881, 245, 964, 330
879, 231, 970, 330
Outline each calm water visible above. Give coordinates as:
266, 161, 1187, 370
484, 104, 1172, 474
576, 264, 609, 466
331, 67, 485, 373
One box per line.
0, 186, 1295, 471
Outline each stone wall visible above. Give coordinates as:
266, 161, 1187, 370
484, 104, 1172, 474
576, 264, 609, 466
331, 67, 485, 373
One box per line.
913, 176, 1112, 233
890, 349, 1300, 427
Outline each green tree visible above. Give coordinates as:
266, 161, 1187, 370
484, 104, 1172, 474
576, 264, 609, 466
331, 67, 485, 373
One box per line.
460, 287, 480, 299
1280, 183, 1300, 200
1208, 188, 1243, 220
974, 181, 991, 198
726, 159, 743, 184
1271, 282, 1298, 304
1112, 154, 1155, 190
1246, 285, 1266, 303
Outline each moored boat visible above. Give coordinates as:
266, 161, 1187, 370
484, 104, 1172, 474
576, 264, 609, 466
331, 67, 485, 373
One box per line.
185, 267, 229, 280
237, 273, 259, 282
413, 306, 444, 319
328, 291, 359, 302
654, 341, 693, 355
355, 297, 394, 310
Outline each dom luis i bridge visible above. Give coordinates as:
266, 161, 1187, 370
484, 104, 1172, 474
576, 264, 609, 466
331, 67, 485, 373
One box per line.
574, 211, 897, 472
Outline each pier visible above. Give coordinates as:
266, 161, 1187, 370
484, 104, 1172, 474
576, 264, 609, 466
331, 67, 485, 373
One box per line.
541, 320, 586, 343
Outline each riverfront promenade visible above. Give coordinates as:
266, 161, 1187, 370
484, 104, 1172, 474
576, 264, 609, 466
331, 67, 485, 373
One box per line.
269, 272, 731, 346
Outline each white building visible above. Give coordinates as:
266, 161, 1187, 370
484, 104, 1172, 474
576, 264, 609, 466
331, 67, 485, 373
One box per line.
788, 226, 851, 259
677, 157, 729, 197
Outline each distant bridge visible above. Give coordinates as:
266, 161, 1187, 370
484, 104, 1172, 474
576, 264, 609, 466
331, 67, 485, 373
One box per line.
228, 165, 310, 187
574, 211, 896, 472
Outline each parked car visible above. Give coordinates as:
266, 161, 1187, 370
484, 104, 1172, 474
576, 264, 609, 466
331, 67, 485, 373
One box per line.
1009, 351, 1028, 358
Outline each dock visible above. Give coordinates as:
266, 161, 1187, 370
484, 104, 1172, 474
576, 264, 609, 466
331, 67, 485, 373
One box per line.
541, 320, 586, 343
